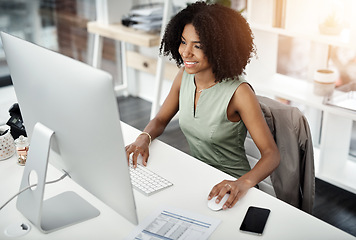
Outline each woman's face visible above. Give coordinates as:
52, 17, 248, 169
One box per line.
178, 24, 212, 76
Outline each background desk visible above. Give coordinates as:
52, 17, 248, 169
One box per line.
0, 122, 354, 239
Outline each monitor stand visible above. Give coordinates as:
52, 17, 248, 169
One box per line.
16, 122, 100, 233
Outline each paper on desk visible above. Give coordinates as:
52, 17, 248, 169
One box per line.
125, 206, 221, 240
324, 90, 356, 112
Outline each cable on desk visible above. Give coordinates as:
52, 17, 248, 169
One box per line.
0, 170, 70, 211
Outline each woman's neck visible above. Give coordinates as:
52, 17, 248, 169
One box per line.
194, 69, 216, 87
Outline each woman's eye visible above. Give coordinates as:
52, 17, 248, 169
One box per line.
195, 45, 202, 49
181, 40, 186, 45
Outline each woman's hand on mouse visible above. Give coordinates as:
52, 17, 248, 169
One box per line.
125, 134, 150, 168
208, 179, 253, 210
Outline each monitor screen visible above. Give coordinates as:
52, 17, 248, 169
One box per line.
1, 32, 138, 232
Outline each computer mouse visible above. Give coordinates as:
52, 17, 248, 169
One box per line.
207, 193, 230, 211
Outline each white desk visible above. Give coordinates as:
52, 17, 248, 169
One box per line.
0, 122, 354, 239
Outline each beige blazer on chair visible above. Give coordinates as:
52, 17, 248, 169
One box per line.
257, 96, 315, 214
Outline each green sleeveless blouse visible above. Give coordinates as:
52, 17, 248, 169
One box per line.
179, 70, 251, 178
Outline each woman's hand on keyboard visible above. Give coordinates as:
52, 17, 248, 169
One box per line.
125, 135, 150, 168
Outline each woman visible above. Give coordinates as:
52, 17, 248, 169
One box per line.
125, 1, 280, 210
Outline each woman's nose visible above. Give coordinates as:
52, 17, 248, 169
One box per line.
182, 45, 192, 58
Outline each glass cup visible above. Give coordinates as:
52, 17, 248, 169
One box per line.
14, 135, 29, 166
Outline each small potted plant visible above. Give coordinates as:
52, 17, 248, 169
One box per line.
319, 11, 342, 35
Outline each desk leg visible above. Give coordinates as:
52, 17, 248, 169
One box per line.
318, 112, 353, 189
151, 56, 164, 119
118, 42, 137, 97
92, 34, 103, 68
113, 40, 129, 96
91, 36, 130, 96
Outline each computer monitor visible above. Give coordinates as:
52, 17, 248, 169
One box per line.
0, 32, 138, 233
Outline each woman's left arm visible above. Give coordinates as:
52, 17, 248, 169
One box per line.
208, 83, 280, 209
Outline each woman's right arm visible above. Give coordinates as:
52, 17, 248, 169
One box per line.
126, 68, 184, 167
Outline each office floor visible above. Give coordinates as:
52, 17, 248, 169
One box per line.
116, 95, 356, 237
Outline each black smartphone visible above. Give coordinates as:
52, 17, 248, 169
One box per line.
239, 206, 271, 235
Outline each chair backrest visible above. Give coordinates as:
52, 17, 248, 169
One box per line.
244, 133, 276, 197
245, 95, 315, 213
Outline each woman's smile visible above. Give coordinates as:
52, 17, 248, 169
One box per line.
184, 61, 198, 68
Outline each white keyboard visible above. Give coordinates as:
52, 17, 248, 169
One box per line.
129, 162, 173, 196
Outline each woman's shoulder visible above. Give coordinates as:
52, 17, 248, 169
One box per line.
232, 75, 247, 84
230, 81, 258, 109
219, 75, 248, 90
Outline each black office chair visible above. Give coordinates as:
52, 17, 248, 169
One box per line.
244, 95, 315, 214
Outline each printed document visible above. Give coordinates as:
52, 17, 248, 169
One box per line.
125, 206, 221, 240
